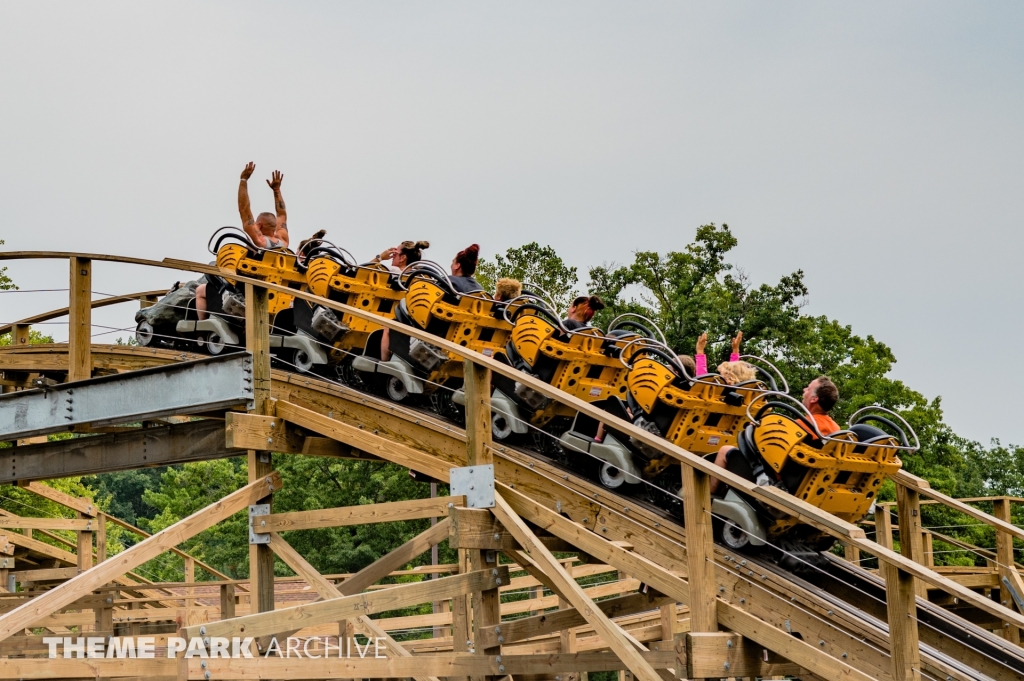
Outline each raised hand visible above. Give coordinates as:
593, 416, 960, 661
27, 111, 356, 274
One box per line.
240, 162, 255, 181
267, 170, 283, 191
379, 247, 397, 261
731, 330, 743, 355
695, 331, 708, 355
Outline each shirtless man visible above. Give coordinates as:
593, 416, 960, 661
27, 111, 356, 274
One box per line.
197, 163, 289, 319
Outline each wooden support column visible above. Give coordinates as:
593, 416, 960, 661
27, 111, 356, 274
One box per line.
463, 359, 492, 467
219, 583, 236, 620
886, 484, 923, 680
463, 358, 499, 681
993, 498, 1024, 644
883, 562, 923, 681
96, 587, 115, 635
844, 542, 861, 565
68, 256, 92, 382
184, 556, 196, 621
245, 282, 274, 616
95, 513, 106, 564
76, 512, 93, 573
680, 463, 716, 633
896, 485, 927, 599
12, 324, 30, 347
875, 504, 894, 551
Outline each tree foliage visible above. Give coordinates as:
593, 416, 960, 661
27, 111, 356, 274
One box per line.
477, 242, 579, 311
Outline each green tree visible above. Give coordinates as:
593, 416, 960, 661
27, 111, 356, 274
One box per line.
477, 242, 579, 311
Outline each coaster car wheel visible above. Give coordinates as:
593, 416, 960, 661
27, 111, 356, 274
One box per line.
135, 321, 155, 347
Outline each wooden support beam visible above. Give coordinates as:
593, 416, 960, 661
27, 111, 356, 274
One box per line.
95, 513, 106, 563
875, 504, 894, 550
686, 632, 762, 680
67, 256, 91, 382
491, 492, 662, 681
225, 412, 361, 458
219, 582, 236, 620
184, 565, 508, 640
11, 324, 29, 347
18, 481, 97, 516
463, 359, 492, 466
0, 517, 93, 531
255, 496, 466, 533
276, 400, 453, 481
245, 282, 275, 619
680, 463, 716, 634
76, 511, 93, 574
896, 484, 927, 600
0, 472, 281, 644
339, 518, 451, 596
994, 498, 1024, 644
884, 563, 923, 681
449, 506, 506, 549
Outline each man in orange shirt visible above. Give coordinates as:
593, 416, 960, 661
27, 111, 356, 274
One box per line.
708, 375, 841, 494
801, 376, 840, 436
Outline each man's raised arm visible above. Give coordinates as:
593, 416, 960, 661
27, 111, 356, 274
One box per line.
238, 162, 261, 244
267, 170, 289, 244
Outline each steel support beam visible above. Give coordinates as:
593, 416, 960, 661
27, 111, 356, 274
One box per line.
0, 352, 254, 440
0, 419, 241, 483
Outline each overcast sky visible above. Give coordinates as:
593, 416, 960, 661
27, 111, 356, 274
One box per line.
1, 2, 1022, 444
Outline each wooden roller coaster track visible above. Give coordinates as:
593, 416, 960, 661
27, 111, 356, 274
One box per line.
1, 251, 1024, 681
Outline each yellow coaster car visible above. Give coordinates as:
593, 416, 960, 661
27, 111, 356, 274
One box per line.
300, 243, 407, 363
711, 395, 915, 564
144, 227, 327, 370
624, 345, 777, 478
350, 262, 516, 403
505, 311, 664, 488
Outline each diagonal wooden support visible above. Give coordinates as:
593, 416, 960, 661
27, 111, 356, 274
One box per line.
0, 472, 281, 644
267, 532, 442, 681
491, 492, 663, 681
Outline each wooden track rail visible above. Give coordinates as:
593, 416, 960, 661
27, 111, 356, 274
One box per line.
2, 251, 1024, 681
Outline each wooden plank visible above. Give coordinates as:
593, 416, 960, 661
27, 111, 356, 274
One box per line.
680, 463, 716, 633
67, 256, 92, 382
226, 412, 297, 451
0, 472, 281, 644
17, 481, 97, 516
491, 492, 663, 681
5, 532, 76, 564
449, 506, 505, 549
180, 652, 679, 680
183, 566, 508, 640
875, 504, 894, 550
255, 496, 466, 532
0, 517, 92, 531
686, 632, 762, 680
0, 658, 173, 679
11, 567, 80, 582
